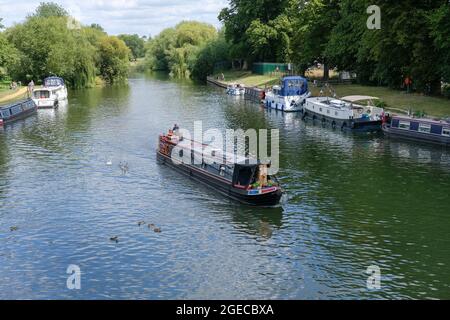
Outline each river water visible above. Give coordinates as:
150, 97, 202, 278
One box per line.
1, 73, 449, 299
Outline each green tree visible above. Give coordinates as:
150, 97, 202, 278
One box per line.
0, 32, 19, 79
219, 0, 291, 64
6, 16, 96, 87
430, 2, 450, 84
191, 30, 231, 80
118, 34, 146, 60
31, 2, 68, 18
291, 0, 340, 80
98, 36, 130, 84
145, 21, 217, 78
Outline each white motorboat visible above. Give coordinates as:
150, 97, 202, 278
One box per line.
32, 76, 68, 109
302, 95, 384, 131
263, 76, 310, 112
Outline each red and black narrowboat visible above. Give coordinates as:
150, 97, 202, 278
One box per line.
156, 130, 283, 206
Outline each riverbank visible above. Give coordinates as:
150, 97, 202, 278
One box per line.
212, 71, 450, 117
0, 87, 28, 105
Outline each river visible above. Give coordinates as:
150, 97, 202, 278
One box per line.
1, 73, 449, 299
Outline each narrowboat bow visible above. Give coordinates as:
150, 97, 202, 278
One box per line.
156, 130, 283, 206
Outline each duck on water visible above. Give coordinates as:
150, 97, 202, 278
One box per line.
156, 127, 283, 206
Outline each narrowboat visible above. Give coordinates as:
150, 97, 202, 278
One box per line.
263, 76, 310, 112
0, 99, 37, 127
156, 130, 283, 206
382, 115, 450, 146
226, 83, 245, 96
302, 95, 384, 132
32, 76, 68, 108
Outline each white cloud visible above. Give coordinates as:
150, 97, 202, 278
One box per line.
0, 0, 227, 36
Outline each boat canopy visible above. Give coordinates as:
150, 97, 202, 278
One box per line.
280, 76, 308, 96
232, 163, 258, 186
341, 95, 379, 103
44, 77, 65, 87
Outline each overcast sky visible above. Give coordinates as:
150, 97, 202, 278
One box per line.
0, 0, 228, 36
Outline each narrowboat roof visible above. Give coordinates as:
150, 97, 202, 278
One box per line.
0, 98, 32, 110
392, 115, 450, 126
341, 95, 379, 102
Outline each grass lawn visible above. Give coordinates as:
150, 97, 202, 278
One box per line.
214, 70, 450, 118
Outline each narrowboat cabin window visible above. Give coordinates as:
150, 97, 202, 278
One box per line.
443, 128, 450, 137
399, 121, 411, 130
419, 123, 431, 133
11, 105, 22, 115
2, 109, 11, 117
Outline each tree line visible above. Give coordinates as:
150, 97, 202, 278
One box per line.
143, 0, 450, 97
218, 0, 450, 95
0, 2, 143, 88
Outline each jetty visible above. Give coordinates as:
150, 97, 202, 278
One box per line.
207, 76, 264, 103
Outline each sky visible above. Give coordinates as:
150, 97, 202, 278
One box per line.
0, 0, 228, 36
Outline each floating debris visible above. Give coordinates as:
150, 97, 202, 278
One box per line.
110, 236, 119, 243
106, 159, 113, 166
10, 226, 18, 232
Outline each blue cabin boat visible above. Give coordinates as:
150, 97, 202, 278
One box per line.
383, 115, 450, 146
0, 99, 37, 127
263, 76, 311, 112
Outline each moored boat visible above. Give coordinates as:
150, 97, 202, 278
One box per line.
32, 76, 68, 108
0, 99, 37, 127
263, 76, 310, 112
382, 115, 450, 146
302, 95, 384, 132
156, 130, 283, 206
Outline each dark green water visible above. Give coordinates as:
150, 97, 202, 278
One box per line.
1, 73, 449, 299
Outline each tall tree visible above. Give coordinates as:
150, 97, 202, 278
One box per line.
98, 36, 130, 84
31, 2, 68, 18
218, 0, 291, 64
291, 0, 340, 80
118, 34, 146, 60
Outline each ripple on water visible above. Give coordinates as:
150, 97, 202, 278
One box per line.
1, 75, 450, 299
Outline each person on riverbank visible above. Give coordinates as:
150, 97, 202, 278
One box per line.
27, 80, 34, 97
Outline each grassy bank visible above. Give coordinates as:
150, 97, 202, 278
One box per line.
0, 86, 28, 104
214, 70, 450, 118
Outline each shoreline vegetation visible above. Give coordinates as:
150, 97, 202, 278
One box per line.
0, 2, 133, 93
1, 1, 449, 117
